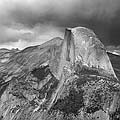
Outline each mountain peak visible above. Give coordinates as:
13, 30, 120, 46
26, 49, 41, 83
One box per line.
0, 27, 120, 120
64, 27, 117, 78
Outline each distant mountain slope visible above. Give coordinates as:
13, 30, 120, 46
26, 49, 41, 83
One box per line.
0, 27, 120, 120
0, 48, 19, 65
0, 37, 63, 75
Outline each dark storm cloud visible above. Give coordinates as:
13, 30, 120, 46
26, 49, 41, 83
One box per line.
4, 0, 119, 24
0, 0, 120, 49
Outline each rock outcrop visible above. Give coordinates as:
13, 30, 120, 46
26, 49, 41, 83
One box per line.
0, 27, 120, 120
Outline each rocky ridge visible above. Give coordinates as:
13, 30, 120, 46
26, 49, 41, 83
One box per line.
0, 27, 120, 120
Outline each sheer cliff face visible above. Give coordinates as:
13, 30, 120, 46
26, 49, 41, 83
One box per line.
0, 27, 120, 120
49, 27, 117, 79
70, 27, 117, 78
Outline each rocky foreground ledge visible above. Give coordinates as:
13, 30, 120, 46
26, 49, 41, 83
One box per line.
0, 27, 120, 120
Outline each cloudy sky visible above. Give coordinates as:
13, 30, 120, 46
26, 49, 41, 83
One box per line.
0, 0, 120, 49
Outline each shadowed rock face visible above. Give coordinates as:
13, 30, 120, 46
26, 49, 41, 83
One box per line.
107, 52, 120, 80
0, 27, 120, 120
